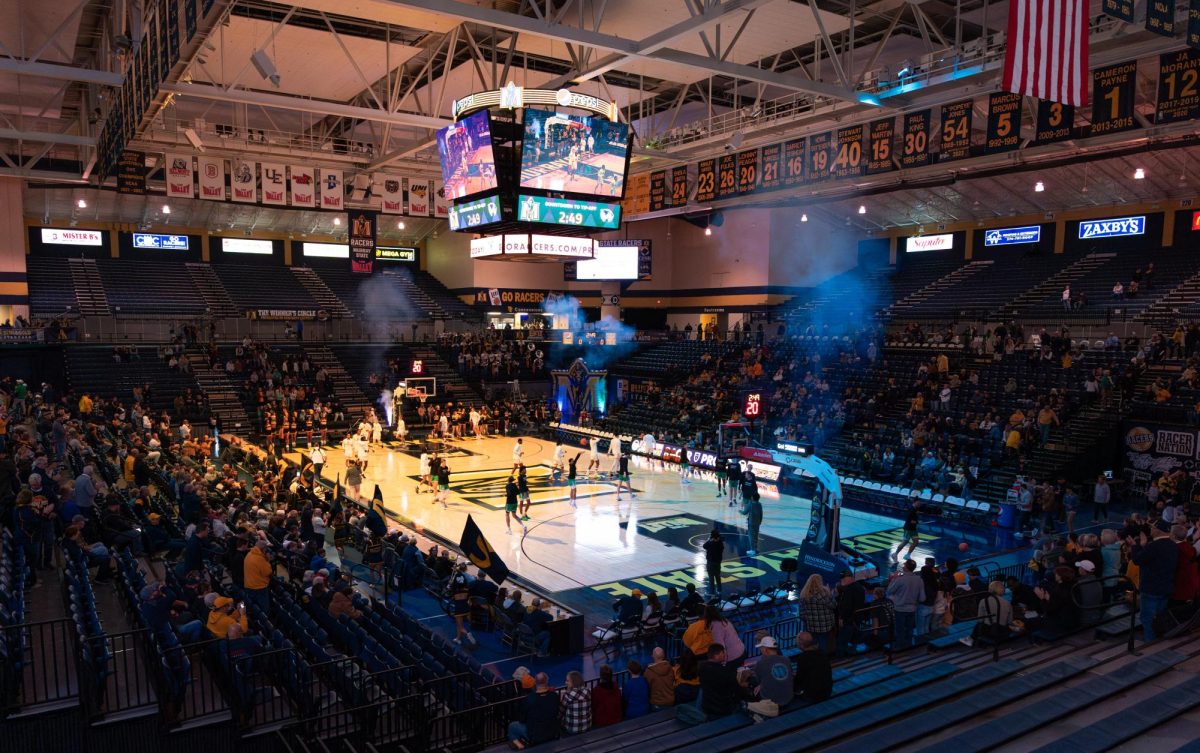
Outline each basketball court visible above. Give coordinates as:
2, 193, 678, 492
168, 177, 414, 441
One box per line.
519, 151, 627, 195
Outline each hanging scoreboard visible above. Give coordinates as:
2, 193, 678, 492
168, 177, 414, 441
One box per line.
1035, 100, 1075, 143
866, 117, 895, 174
648, 170, 667, 212
808, 131, 833, 181
1157, 49, 1200, 123
695, 158, 717, 203
716, 153, 738, 199
899, 110, 932, 168
736, 148, 760, 194
782, 137, 806, 187
830, 125, 865, 179
759, 142, 784, 191
1090, 61, 1138, 135
985, 92, 1023, 153
668, 165, 689, 207
939, 100, 974, 161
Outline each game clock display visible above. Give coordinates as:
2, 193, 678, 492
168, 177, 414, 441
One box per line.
516, 194, 621, 230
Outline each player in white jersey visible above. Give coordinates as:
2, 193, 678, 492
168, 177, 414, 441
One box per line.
512, 437, 525, 470
396, 418, 407, 443
552, 442, 566, 481
606, 436, 622, 476
587, 436, 601, 477
470, 408, 482, 439
417, 452, 432, 493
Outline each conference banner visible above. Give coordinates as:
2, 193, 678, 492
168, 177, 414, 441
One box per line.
230, 159, 256, 203
648, 170, 667, 211
406, 177, 431, 216
197, 156, 225, 201
348, 209, 377, 274
260, 162, 287, 205
320, 168, 344, 210
433, 179, 450, 218
164, 153, 194, 199
289, 165, 316, 208
379, 175, 403, 214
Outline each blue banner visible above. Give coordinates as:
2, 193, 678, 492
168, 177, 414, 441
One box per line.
984, 225, 1042, 246
1078, 216, 1146, 240
133, 233, 189, 250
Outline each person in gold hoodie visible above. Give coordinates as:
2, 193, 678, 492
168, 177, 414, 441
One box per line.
206, 596, 249, 639
242, 540, 273, 614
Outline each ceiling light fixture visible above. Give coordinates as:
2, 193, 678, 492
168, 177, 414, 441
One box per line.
333, 217, 341, 226
77, 198, 87, 208
397, 220, 406, 230
162, 204, 171, 214
1034, 181, 1045, 192
1134, 167, 1146, 180
704, 227, 712, 236
858, 205, 866, 214
800, 213, 808, 222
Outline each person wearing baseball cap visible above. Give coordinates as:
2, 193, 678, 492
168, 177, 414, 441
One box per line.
750, 634, 793, 707
205, 595, 249, 639
1074, 559, 1104, 626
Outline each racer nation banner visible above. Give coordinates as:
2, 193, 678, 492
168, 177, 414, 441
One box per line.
348, 209, 377, 274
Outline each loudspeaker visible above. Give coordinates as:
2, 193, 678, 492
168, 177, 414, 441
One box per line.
780, 557, 798, 574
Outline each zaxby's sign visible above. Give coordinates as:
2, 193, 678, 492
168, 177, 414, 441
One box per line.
1078, 216, 1145, 239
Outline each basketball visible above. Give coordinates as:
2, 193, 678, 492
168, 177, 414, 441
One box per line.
580, 438, 588, 447
958, 542, 969, 552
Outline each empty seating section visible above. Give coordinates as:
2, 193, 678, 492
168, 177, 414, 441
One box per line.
312, 267, 481, 322
213, 264, 321, 313
94, 258, 208, 316
893, 251, 1080, 320
25, 256, 78, 316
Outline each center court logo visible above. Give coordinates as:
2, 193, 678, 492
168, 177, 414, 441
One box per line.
1125, 426, 1155, 452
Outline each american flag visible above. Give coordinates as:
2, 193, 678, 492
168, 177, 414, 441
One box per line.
1002, 0, 1090, 107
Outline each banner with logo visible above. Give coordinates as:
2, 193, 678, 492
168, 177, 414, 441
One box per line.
260, 162, 286, 205
348, 208, 376, 275
320, 169, 343, 210
290, 165, 316, 208
230, 159, 256, 203
197, 156, 225, 200
459, 515, 509, 585
433, 179, 450, 218
165, 153, 194, 199
1122, 421, 1200, 481
379, 174, 403, 214
407, 177, 431, 216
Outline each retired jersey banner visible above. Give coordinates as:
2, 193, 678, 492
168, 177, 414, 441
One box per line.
165, 153, 194, 199
406, 177, 431, 216
230, 160, 256, 203
985, 92, 1023, 153
260, 163, 286, 205
379, 175, 403, 214
899, 110, 932, 168
939, 99, 974, 161
1147, 0, 1177, 36
1035, 100, 1075, 143
1156, 49, 1200, 123
1190, 0, 1200, 49
348, 209, 376, 274
866, 117, 895, 174
197, 156, 225, 201
320, 169, 344, 210
433, 179, 450, 218
669, 165, 690, 207
290, 166, 316, 208
1103, 0, 1135, 22
1090, 60, 1138, 136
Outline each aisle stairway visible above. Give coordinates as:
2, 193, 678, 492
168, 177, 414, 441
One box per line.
1136, 267, 1200, 332
184, 348, 251, 434
66, 258, 110, 315
882, 261, 993, 318
997, 252, 1116, 318
291, 267, 352, 318
184, 263, 239, 317
304, 346, 373, 417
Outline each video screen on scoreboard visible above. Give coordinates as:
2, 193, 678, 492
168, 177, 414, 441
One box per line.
520, 108, 630, 198
574, 244, 639, 280
436, 110, 499, 200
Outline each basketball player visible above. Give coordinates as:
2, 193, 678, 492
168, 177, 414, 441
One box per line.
587, 436, 601, 477
615, 450, 634, 499
552, 441, 566, 481
470, 407, 481, 439
727, 459, 743, 506
505, 475, 524, 535
517, 464, 532, 521
371, 417, 383, 446
435, 460, 451, 509
715, 456, 728, 498
567, 454, 580, 507
417, 451, 433, 494
512, 437, 524, 471
606, 435, 622, 476
892, 500, 922, 562
596, 164, 608, 193
679, 449, 691, 485
396, 417, 407, 444
355, 434, 370, 474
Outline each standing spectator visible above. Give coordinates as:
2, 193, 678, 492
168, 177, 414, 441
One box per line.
1131, 521, 1180, 642
558, 671, 591, 736
591, 664, 622, 728
673, 650, 701, 705
506, 672, 559, 749
1093, 475, 1112, 522
73, 465, 98, 517
741, 478, 763, 555
885, 559, 925, 650
1172, 524, 1200, 604
835, 570, 866, 656
644, 647, 676, 709
797, 574, 836, 652
622, 660, 650, 719
790, 631, 833, 703
242, 540, 273, 614
703, 528, 724, 595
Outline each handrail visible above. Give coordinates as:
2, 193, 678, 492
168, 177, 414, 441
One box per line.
852, 600, 894, 664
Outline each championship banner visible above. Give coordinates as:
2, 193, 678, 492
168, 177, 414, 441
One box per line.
289, 165, 316, 208
985, 92, 1023, 153
460, 515, 509, 585
348, 209, 376, 274
1156, 49, 1200, 123
433, 179, 450, 218
623, 173, 650, 214
197, 156, 225, 201
939, 99, 973, 161
260, 163, 286, 205
320, 168, 344, 210
230, 160, 256, 203
1035, 100, 1074, 143
1147, 0, 1177, 36
116, 150, 146, 195
379, 174, 403, 214
165, 153, 194, 200
406, 177, 431, 216
866, 117, 895, 174
899, 110, 931, 168
1090, 60, 1138, 136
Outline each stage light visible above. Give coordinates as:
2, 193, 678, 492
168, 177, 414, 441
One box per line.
800, 213, 808, 222
251, 49, 281, 87
1134, 167, 1146, 180
1034, 181, 1044, 192
76, 198, 87, 208
705, 227, 712, 236
397, 220, 406, 229
858, 205, 866, 214
333, 217, 341, 226
162, 204, 171, 214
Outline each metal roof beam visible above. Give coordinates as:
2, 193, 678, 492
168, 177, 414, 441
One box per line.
0, 58, 123, 87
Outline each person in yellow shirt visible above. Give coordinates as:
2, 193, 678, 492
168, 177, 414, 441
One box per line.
206, 596, 249, 638
242, 541, 274, 613
936, 353, 949, 373
78, 393, 93, 416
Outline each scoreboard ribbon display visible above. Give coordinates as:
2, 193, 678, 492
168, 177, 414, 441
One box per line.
899, 110, 932, 169
939, 100, 973, 161
1157, 49, 1200, 123
985, 92, 1022, 153
1091, 61, 1138, 135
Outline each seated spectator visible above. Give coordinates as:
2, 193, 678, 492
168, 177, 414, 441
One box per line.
679, 582, 704, 618
673, 649, 701, 705
591, 664, 622, 728
623, 660, 650, 719
750, 636, 794, 707
790, 631, 833, 703
100, 497, 145, 555
506, 672, 559, 749
614, 589, 644, 623
142, 513, 185, 559
523, 598, 554, 657
225, 622, 262, 665
140, 581, 203, 643
469, 569, 500, 602
645, 647, 676, 709
961, 581, 1014, 647
698, 643, 753, 719
558, 670, 591, 736
206, 596, 249, 639
328, 583, 363, 621
62, 522, 113, 582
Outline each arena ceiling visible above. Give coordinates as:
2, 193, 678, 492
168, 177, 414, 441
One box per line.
3, 0, 1198, 233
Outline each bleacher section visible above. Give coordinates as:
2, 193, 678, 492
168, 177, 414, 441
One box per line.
94, 258, 208, 316
25, 256, 78, 317
213, 264, 322, 314
311, 267, 481, 322
63, 346, 211, 420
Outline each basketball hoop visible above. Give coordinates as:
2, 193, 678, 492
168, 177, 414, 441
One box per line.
406, 387, 428, 405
